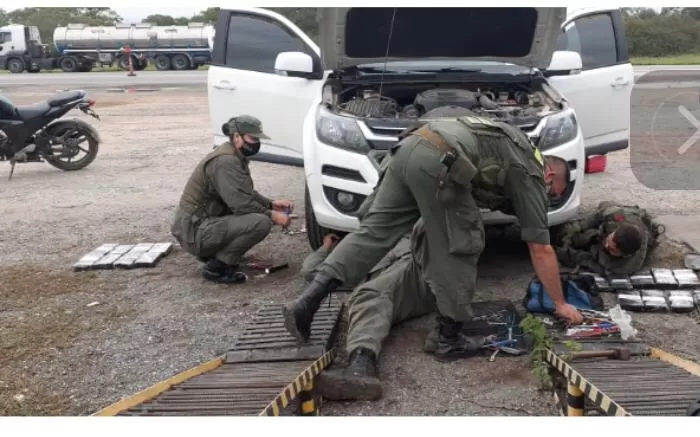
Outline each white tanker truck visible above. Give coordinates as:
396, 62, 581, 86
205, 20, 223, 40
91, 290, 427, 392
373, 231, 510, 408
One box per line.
0, 23, 214, 73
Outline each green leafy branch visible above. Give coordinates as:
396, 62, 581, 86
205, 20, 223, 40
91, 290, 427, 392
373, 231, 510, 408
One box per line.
519, 313, 553, 390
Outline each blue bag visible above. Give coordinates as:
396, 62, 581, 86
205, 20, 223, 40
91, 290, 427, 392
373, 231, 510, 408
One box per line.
524, 276, 594, 314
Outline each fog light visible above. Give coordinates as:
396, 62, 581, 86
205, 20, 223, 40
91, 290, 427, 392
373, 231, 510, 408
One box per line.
323, 186, 367, 216
336, 192, 356, 207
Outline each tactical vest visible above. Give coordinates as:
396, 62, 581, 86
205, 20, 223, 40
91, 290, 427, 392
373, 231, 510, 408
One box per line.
598, 204, 664, 251
177, 142, 244, 223
414, 116, 546, 212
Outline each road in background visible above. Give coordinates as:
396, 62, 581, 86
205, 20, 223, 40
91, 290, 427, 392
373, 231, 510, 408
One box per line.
1, 65, 700, 90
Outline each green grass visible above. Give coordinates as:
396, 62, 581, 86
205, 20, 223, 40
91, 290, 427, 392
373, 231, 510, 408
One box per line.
631, 53, 700, 65
0, 64, 209, 74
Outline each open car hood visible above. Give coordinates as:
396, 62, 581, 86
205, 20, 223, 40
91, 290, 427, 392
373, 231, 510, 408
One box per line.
317, 7, 567, 71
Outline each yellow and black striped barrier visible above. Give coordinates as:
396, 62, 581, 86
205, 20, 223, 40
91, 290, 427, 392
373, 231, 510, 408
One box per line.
545, 349, 629, 416
546, 346, 700, 416
258, 349, 336, 416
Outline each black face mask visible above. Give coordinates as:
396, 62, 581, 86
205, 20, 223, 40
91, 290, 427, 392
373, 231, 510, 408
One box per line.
241, 139, 261, 157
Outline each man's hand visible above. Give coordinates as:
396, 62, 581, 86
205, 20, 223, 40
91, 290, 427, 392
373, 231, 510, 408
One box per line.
528, 242, 583, 324
271, 210, 291, 227
323, 233, 340, 249
554, 302, 583, 325
272, 200, 294, 212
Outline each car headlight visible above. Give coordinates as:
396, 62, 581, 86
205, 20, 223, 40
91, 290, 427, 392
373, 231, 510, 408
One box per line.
315, 105, 369, 153
537, 111, 578, 150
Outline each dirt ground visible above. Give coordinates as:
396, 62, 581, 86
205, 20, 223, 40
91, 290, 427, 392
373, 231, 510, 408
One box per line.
1, 85, 698, 416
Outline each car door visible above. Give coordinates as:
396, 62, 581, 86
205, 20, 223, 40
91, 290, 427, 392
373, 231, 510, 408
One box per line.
547, 9, 634, 156
208, 9, 325, 167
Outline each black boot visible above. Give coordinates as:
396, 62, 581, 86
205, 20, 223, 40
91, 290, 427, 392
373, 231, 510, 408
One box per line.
283, 273, 340, 342
317, 347, 382, 401
434, 315, 487, 362
202, 259, 245, 284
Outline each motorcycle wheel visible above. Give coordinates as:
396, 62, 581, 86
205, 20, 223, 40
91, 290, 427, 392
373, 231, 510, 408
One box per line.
44, 123, 99, 172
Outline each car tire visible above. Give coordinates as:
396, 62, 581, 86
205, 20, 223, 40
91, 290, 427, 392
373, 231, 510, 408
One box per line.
305, 184, 330, 250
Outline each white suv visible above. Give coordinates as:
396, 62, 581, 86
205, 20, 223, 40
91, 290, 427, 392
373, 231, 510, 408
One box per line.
207, 7, 633, 249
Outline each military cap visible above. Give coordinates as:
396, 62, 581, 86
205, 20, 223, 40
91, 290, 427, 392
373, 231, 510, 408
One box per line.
226, 115, 270, 140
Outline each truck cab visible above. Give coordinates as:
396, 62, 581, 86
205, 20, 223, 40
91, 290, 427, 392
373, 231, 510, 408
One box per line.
0, 24, 45, 73
207, 7, 633, 249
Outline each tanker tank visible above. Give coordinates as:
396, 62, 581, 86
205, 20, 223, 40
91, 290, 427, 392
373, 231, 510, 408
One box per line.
51, 22, 214, 72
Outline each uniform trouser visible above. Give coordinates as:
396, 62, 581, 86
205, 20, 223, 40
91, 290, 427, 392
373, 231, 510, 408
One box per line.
193, 213, 272, 266
345, 254, 436, 356
318, 137, 485, 322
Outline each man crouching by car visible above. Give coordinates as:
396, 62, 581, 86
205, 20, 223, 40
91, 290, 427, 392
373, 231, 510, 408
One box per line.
171, 115, 293, 284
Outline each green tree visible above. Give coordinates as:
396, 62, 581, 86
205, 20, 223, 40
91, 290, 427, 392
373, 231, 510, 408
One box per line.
7, 7, 122, 46
190, 7, 220, 24
174, 17, 190, 25
0, 8, 9, 27
143, 14, 176, 26
268, 7, 319, 41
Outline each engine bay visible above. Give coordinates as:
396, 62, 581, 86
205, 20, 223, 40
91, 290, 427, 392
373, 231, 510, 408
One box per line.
332, 83, 559, 127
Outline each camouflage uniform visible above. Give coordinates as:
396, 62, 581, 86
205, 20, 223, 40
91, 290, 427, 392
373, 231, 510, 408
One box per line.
171, 116, 273, 270
284, 116, 549, 362
551, 201, 658, 275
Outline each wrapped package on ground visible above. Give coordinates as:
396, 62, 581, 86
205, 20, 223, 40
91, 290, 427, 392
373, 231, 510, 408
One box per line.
672, 269, 700, 288
630, 270, 656, 289
668, 290, 695, 312
641, 289, 670, 312
582, 273, 612, 293
651, 268, 678, 289
617, 290, 644, 311
608, 274, 633, 291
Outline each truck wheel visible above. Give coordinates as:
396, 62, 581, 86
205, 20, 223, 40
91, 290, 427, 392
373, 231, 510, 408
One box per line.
135, 59, 148, 71
7, 58, 25, 74
305, 184, 331, 250
155, 55, 171, 71
171, 54, 190, 71
77, 63, 94, 72
59, 57, 78, 73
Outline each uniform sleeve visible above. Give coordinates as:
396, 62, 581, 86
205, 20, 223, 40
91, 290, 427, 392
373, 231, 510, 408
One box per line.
253, 191, 273, 210
505, 165, 550, 245
208, 156, 272, 217
300, 247, 331, 282
555, 246, 606, 274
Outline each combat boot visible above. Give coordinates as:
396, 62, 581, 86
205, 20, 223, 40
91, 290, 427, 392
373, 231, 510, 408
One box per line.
283, 272, 340, 342
316, 347, 382, 401
434, 315, 486, 362
202, 259, 245, 284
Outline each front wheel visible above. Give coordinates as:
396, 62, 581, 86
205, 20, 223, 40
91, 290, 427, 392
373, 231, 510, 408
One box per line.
305, 184, 331, 250
43, 121, 99, 171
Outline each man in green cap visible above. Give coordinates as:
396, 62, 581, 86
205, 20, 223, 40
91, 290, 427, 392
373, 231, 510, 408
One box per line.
284, 115, 583, 366
171, 115, 294, 284
551, 201, 662, 275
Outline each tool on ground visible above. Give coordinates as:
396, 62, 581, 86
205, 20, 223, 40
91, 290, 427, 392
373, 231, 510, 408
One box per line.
241, 261, 289, 275
569, 347, 631, 361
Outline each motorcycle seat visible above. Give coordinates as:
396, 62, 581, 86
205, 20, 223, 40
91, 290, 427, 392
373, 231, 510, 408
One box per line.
15, 102, 51, 120
48, 90, 85, 107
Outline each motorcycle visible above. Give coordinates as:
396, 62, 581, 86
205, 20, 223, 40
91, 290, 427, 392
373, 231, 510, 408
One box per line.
0, 89, 101, 180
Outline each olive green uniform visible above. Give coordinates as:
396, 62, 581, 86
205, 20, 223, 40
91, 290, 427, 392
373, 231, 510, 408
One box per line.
552, 201, 655, 275
171, 142, 273, 266
301, 220, 435, 357
314, 117, 549, 323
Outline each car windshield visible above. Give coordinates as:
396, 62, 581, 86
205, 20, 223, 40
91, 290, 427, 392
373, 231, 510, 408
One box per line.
354, 60, 531, 75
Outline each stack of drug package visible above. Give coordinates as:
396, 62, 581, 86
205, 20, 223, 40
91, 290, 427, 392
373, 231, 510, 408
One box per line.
588, 269, 700, 313
73, 243, 174, 271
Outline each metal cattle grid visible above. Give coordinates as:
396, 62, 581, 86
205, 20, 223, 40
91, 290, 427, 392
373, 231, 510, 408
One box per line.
93, 297, 344, 416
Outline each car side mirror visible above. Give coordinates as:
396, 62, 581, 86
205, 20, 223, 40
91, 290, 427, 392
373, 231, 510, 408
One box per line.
543, 51, 583, 77
274, 51, 321, 79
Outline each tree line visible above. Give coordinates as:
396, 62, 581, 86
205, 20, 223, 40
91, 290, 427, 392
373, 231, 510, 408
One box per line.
2, 7, 700, 58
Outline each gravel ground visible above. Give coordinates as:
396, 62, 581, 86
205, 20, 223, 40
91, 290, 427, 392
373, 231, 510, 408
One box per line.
0, 85, 698, 416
